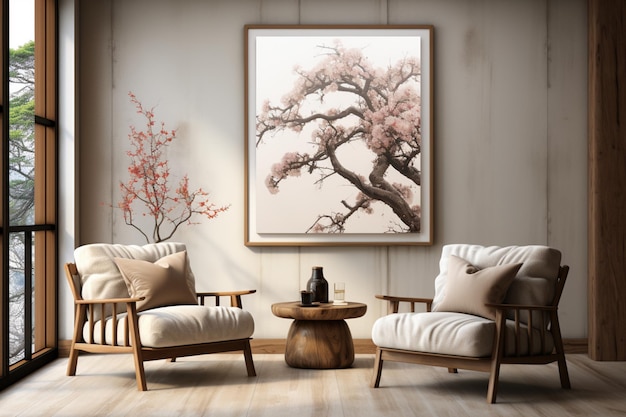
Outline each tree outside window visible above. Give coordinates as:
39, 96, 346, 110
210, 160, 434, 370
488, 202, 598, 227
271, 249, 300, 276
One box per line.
8, 40, 36, 365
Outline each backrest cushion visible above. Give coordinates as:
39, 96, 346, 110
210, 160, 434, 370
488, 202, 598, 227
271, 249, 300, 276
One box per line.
114, 251, 197, 312
432, 255, 522, 320
74, 242, 196, 320
432, 245, 562, 325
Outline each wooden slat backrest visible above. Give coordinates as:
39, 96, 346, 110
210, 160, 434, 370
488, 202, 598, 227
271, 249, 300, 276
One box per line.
502, 265, 569, 357
64, 263, 82, 302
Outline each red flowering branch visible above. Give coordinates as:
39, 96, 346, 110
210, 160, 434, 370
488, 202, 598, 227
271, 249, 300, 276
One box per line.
118, 92, 229, 243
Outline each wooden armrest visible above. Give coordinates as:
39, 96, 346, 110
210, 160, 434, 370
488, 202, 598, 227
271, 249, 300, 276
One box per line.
485, 303, 557, 312
375, 294, 434, 304
74, 297, 144, 347
75, 296, 145, 305
375, 294, 434, 314
196, 289, 256, 308
196, 290, 257, 297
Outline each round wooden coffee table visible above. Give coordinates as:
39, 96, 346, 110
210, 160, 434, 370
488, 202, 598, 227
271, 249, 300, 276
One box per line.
271, 301, 367, 369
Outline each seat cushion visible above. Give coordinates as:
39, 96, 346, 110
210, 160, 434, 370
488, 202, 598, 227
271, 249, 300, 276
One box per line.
84, 305, 255, 348
372, 311, 554, 358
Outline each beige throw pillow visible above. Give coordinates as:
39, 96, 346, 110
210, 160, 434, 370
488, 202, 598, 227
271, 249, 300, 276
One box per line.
433, 255, 522, 320
114, 250, 197, 312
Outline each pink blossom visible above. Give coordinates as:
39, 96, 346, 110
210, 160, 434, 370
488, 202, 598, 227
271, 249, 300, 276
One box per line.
115, 92, 229, 243
255, 42, 423, 233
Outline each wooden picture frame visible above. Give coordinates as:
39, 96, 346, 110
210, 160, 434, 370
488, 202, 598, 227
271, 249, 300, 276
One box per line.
244, 25, 433, 246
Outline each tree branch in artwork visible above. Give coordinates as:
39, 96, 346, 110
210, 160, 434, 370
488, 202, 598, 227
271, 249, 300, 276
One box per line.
118, 92, 229, 243
256, 41, 423, 233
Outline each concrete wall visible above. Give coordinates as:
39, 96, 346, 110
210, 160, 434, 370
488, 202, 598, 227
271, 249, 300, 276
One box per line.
61, 0, 587, 341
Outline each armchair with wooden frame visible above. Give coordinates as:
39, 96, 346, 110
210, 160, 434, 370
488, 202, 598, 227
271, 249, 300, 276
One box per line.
65, 242, 257, 391
371, 244, 571, 403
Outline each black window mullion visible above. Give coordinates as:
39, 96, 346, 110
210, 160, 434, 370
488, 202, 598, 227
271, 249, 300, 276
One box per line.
2, 0, 11, 381
23, 231, 32, 361
34, 115, 54, 127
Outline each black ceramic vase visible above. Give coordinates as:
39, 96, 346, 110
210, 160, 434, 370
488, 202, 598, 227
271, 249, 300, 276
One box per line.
306, 266, 329, 303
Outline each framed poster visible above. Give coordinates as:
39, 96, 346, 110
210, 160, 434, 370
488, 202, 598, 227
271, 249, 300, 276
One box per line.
245, 25, 433, 246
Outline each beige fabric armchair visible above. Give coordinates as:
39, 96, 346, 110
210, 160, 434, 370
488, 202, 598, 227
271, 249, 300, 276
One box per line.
371, 244, 571, 403
65, 242, 256, 391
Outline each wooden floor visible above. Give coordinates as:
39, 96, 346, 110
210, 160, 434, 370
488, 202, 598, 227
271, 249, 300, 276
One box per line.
1, 353, 625, 416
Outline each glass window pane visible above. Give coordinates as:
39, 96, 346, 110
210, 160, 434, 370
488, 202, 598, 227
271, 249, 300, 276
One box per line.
9, 0, 36, 227
8, 0, 36, 366
9, 234, 26, 365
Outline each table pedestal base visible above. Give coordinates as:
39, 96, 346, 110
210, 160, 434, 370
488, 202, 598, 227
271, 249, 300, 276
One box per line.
285, 319, 355, 369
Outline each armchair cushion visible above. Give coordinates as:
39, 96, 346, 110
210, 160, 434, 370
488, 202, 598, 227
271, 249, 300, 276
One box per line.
114, 251, 197, 312
85, 304, 255, 348
75, 242, 195, 320
371, 311, 554, 358
432, 255, 521, 319
433, 245, 562, 326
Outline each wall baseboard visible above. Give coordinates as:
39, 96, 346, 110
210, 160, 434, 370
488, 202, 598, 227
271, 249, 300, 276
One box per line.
58, 338, 588, 358
563, 338, 588, 354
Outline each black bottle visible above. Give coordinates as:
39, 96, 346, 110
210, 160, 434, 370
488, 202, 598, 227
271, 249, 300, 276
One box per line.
306, 266, 329, 303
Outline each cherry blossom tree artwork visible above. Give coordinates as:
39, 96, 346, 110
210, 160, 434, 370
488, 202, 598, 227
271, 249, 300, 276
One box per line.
246, 27, 432, 245
117, 92, 229, 243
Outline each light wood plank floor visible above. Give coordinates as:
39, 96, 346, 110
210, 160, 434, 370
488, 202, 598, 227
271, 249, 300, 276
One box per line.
1, 353, 625, 416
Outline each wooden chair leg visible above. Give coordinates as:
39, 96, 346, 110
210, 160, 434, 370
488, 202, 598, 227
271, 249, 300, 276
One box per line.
66, 347, 79, 376
487, 359, 502, 404
371, 348, 384, 388
551, 313, 571, 389
243, 340, 256, 377
557, 354, 571, 389
67, 305, 85, 377
487, 311, 506, 403
132, 352, 147, 391
127, 304, 147, 391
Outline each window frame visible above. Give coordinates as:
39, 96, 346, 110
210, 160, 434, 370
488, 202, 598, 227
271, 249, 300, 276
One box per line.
0, 0, 58, 390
